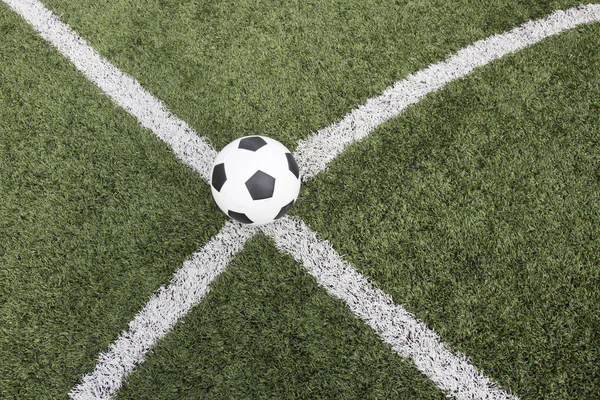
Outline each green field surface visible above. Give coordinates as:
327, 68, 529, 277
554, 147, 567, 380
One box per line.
41, 0, 592, 150
296, 23, 600, 399
117, 235, 446, 400
0, 5, 224, 398
1, 0, 599, 399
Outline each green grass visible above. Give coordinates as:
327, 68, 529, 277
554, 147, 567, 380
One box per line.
117, 234, 446, 400
1, 0, 599, 399
294, 23, 600, 399
41, 0, 593, 150
0, 5, 224, 398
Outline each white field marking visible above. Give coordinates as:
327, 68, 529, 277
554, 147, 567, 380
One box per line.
294, 3, 600, 180
68, 221, 257, 400
2, 0, 216, 181
261, 216, 518, 400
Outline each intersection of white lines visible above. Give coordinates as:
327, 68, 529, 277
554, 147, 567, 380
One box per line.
5, 0, 600, 399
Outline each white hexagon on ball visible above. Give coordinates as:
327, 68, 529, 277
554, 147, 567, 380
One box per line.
210, 136, 301, 225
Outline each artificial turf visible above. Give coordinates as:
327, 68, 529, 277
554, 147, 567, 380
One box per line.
294, 23, 600, 399
1, 0, 599, 399
116, 234, 446, 400
41, 0, 593, 151
0, 4, 224, 398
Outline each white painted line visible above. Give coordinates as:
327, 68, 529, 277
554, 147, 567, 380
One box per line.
2, 0, 217, 182
294, 4, 600, 179
262, 216, 518, 400
68, 222, 257, 400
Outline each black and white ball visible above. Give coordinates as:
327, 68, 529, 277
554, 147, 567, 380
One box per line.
210, 136, 301, 225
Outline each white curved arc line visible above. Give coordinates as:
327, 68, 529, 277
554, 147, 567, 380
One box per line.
294, 4, 600, 179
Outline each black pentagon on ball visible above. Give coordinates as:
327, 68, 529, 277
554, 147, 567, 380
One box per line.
211, 163, 227, 192
245, 170, 275, 200
228, 210, 253, 224
238, 136, 268, 151
275, 200, 295, 220
285, 152, 299, 179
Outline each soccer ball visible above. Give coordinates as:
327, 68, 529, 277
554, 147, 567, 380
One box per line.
210, 135, 301, 225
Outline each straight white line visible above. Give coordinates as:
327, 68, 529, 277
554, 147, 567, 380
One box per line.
2, 0, 217, 182
294, 3, 600, 179
262, 217, 518, 400
69, 222, 256, 400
